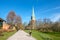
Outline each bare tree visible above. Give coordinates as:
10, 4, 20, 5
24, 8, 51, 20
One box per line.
6, 11, 23, 30
36, 18, 53, 32
15, 15, 23, 30
6, 11, 16, 25
52, 21, 60, 32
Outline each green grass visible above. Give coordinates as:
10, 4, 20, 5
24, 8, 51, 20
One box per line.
0, 31, 16, 40
31, 30, 43, 40
25, 30, 60, 40
44, 32, 60, 40
44, 32, 60, 37
25, 30, 43, 40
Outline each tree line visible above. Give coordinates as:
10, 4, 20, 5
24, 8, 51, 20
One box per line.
35, 18, 60, 32
24, 18, 60, 32
7, 11, 60, 32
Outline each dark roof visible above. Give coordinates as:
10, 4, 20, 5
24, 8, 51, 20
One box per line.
0, 18, 5, 22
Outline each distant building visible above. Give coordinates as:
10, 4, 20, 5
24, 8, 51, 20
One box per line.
0, 18, 10, 30
0, 18, 4, 29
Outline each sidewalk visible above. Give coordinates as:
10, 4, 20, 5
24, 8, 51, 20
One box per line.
7, 30, 36, 40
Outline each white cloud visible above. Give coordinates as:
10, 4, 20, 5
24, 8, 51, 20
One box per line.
50, 13, 60, 22
39, 6, 60, 22
40, 6, 60, 13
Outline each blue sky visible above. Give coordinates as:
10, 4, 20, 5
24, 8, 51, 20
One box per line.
0, 0, 60, 23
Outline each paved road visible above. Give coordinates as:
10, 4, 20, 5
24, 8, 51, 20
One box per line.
7, 30, 36, 40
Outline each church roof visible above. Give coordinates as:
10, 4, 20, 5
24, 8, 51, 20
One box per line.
31, 7, 35, 20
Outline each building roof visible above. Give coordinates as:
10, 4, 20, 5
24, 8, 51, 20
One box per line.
0, 18, 5, 22
31, 7, 35, 20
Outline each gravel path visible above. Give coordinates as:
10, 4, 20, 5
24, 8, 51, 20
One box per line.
7, 30, 36, 40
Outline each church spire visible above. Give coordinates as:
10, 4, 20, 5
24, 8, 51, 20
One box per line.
31, 7, 35, 20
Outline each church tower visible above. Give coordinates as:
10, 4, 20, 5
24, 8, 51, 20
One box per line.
31, 7, 35, 20
31, 7, 36, 29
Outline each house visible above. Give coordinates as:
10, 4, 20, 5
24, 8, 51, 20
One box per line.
0, 18, 10, 31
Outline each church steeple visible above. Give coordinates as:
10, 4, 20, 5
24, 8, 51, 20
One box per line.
30, 7, 36, 29
31, 7, 35, 20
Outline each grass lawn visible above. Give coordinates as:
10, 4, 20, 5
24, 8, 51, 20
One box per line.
44, 32, 60, 40
0, 31, 16, 40
25, 30, 60, 40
